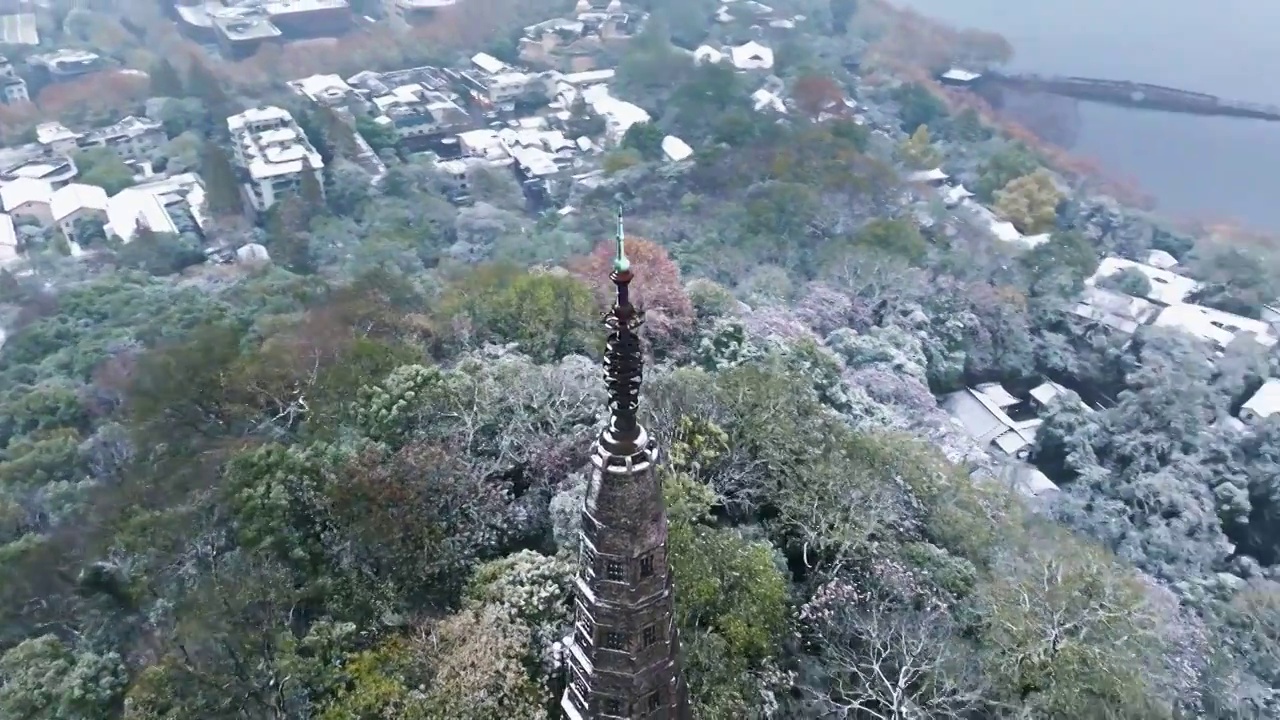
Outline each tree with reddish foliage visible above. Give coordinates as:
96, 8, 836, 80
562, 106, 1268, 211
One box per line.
791, 74, 846, 119
569, 236, 695, 351
331, 440, 518, 608
37, 71, 148, 118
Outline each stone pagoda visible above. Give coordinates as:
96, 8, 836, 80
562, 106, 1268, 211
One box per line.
560, 211, 690, 720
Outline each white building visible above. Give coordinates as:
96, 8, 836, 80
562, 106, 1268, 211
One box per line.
941, 184, 974, 207
580, 84, 649, 141
105, 188, 179, 243
0, 177, 53, 224
482, 71, 558, 105
943, 383, 1043, 459
0, 213, 17, 266
905, 167, 948, 185
1087, 256, 1199, 306
456, 128, 512, 162
729, 41, 774, 70
287, 74, 357, 106
1241, 379, 1280, 425
940, 68, 982, 84
470, 52, 507, 75
0, 56, 28, 104
372, 83, 469, 140
50, 182, 108, 242
130, 172, 207, 232
227, 106, 325, 213
560, 68, 615, 85
1146, 249, 1179, 270
661, 135, 692, 162
751, 88, 786, 113
1153, 303, 1278, 350
1068, 285, 1158, 335
387, 0, 457, 20
35, 121, 81, 155
80, 115, 166, 162
963, 199, 1049, 248
693, 45, 724, 65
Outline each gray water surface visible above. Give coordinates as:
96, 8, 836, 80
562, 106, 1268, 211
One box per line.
890, 0, 1280, 230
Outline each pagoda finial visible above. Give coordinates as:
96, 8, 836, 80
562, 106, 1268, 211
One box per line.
613, 206, 630, 274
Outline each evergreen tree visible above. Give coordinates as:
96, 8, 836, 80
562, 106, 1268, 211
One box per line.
264, 196, 316, 274
200, 141, 243, 217
293, 108, 334, 165
0, 268, 22, 303
299, 158, 325, 212
149, 58, 185, 98
316, 107, 359, 159
186, 60, 231, 130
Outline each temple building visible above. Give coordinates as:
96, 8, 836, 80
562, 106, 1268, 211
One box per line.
560, 213, 690, 719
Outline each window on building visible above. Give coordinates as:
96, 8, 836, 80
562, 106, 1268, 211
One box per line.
639, 554, 654, 577
605, 560, 625, 581
603, 698, 624, 715
576, 614, 595, 648
648, 690, 661, 712
603, 631, 627, 651
642, 625, 657, 648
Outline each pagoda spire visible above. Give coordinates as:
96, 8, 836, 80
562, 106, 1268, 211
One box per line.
560, 210, 690, 720
604, 206, 642, 443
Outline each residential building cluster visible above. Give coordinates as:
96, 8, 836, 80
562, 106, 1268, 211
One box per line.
518, 2, 644, 72
0, 100, 207, 266
1069, 253, 1279, 352
941, 248, 1280, 480
0, 171, 206, 254
277, 11, 809, 210
286, 47, 669, 206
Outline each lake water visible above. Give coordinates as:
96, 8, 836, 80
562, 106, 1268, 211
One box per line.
890, 0, 1280, 231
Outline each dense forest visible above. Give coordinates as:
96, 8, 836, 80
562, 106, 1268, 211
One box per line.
3, 0, 1280, 718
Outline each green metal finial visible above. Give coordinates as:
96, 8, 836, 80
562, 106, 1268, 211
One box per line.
613, 207, 630, 273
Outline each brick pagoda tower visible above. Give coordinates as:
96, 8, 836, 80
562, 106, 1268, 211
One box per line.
560, 211, 690, 720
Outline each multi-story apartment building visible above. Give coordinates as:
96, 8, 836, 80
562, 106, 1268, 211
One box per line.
226, 105, 325, 213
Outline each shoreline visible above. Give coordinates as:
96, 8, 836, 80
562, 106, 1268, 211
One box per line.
857, 0, 1152, 208
861, 0, 1276, 246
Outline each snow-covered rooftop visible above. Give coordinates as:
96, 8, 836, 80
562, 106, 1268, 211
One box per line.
581, 84, 649, 140
287, 73, 354, 104
50, 182, 108, 223
105, 188, 178, 243
0, 177, 52, 211
1242, 378, 1280, 421
661, 135, 692, 162
1087, 256, 1199, 306
730, 41, 774, 70
905, 168, 948, 183
1153, 303, 1277, 349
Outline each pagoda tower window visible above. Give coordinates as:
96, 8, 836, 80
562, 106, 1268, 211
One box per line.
603, 631, 627, 651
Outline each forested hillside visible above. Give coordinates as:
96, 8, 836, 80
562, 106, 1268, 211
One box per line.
2, 5, 1280, 719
